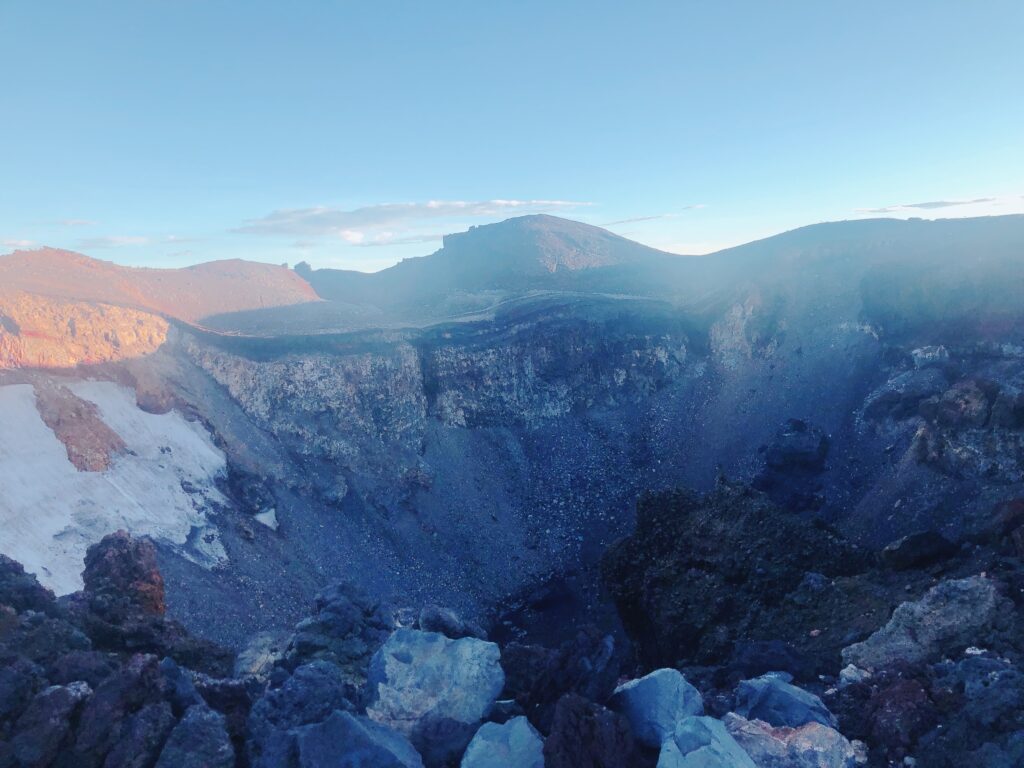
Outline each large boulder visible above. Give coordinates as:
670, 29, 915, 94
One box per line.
723, 713, 858, 768
284, 581, 394, 692
841, 576, 1000, 669
734, 674, 836, 729
460, 716, 544, 768
2, 681, 91, 767
291, 710, 424, 768
73, 532, 232, 676
609, 668, 704, 747
658, 716, 756, 768
543, 693, 638, 768
248, 661, 355, 765
67, 653, 167, 768
366, 628, 504, 767
156, 704, 235, 768
81, 532, 165, 622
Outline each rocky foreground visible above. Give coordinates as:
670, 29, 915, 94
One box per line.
3, 503, 1024, 768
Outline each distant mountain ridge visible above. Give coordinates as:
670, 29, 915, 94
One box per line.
0, 247, 319, 324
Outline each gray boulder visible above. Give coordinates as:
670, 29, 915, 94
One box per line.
460, 716, 544, 768
841, 576, 999, 669
734, 674, 836, 729
156, 705, 235, 768
723, 712, 857, 768
366, 628, 504, 767
658, 716, 757, 768
292, 710, 424, 768
610, 668, 704, 747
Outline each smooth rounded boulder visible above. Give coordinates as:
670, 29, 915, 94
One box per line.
610, 668, 704, 747
460, 716, 544, 768
366, 628, 504, 767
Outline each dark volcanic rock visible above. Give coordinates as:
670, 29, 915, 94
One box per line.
71, 533, 232, 676
82, 531, 166, 622
417, 604, 485, 640
247, 661, 355, 765
501, 626, 620, 733
542, 694, 641, 768
753, 419, 831, 511
0, 556, 58, 616
934, 379, 992, 429
602, 485, 868, 668
284, 581, 394, 692
155, 704, 235, 768
879, 530, 958, 571
290, 710, 424, 768
864, 368, 948, 421
762, 419, 830, 472
66, 653, 166, 768
2, 681, 91, 767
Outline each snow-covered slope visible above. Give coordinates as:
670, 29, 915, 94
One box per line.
0, 380, 228, 594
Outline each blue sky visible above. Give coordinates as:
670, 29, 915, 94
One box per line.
1, 1, 1022, 270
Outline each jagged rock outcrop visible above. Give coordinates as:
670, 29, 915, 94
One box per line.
283, 581, 395, 693
841, 576, 1001, 669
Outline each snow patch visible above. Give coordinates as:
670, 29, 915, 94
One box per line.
0, 381, 229, 595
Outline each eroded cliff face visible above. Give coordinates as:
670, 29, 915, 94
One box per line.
183, 303, 693, 507
0, 292, 168, 369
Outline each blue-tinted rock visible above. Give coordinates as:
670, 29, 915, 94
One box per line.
156, 704, 235, 768
461, 716, 544, 768
658, 716, 757, 768
610, 668, 703, 747
734, 674, 836, 728
293, 710, 424, 768
248, 661, 354, 765
366, 629, 504, 767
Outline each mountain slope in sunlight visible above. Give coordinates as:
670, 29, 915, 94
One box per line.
0, 247, 319, 324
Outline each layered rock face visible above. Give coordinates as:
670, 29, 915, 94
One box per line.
0, 292, 168, 369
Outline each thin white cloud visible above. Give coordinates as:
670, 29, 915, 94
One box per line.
59, 218, 96, 227
235, 199, 593, 239
602, 205, 706, 226
856, 197, 996, 214
2, 238, 35, 249
78, 235, 150, 248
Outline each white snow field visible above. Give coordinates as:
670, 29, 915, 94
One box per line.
0, 381, 228, 594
